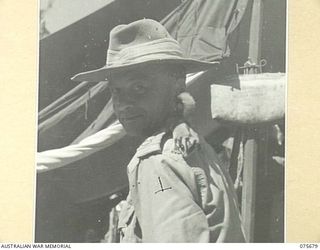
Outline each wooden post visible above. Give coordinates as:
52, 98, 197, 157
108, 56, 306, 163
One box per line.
241, 0, 264, 242
248, 0, 264, 72
241, 134, 258, 241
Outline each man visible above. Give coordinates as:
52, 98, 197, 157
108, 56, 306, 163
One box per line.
72, 19, 246, 243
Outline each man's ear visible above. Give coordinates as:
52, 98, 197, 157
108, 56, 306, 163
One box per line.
177, 92, 196, 118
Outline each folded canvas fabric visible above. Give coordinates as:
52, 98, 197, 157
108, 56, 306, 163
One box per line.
211, 73, 285, 124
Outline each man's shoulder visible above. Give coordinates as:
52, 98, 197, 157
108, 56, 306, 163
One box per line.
135, 131, 204, 165
134, 132, 179, 162
133, 130, 221, 169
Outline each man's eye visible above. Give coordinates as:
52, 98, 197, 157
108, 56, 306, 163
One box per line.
133, 85, 146, 94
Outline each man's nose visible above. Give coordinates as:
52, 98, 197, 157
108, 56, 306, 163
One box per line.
112, 91, 134, 111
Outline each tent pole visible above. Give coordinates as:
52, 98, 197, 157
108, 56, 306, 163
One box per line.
241, 0, 264, 242
248, 0, 264, 73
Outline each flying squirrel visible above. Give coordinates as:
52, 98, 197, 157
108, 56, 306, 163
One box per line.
170, 92, 200, 157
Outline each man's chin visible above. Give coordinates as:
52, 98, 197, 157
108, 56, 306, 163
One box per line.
122, 124, 156, 138
122, 125, 147, 137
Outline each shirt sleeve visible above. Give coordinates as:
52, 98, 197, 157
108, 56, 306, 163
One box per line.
134, 153, 210, 242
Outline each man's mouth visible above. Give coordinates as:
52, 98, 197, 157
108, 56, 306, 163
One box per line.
120, 114, 143, 122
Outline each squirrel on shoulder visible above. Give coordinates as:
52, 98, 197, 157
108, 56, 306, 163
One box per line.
170, 92, 199, 157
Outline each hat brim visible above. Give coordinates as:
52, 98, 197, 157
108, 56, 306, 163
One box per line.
71, 58, 220, 82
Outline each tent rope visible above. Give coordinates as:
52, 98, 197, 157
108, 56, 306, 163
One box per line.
37, 121, 126, 173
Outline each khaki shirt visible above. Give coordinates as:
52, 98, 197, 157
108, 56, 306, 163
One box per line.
118, 132, 246, 243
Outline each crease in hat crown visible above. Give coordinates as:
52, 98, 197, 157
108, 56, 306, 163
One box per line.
71, 19, 219, 82
106, 38, 184, 67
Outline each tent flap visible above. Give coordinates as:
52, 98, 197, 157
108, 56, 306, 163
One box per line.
162, 0, 249, 61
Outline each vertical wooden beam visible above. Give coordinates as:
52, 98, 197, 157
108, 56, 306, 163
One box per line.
249, 0, 264, 68
241, 0, 264, 242
241, 135, 258, 241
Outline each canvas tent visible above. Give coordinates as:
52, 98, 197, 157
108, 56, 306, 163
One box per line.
36, 0, 286, 243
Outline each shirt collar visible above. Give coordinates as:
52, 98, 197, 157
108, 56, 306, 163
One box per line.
135, 131, 167, 158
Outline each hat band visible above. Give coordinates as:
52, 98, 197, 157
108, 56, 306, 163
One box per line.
106, 38, 185, 67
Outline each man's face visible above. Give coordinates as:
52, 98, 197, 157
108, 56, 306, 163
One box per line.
108, 64, 179, 137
